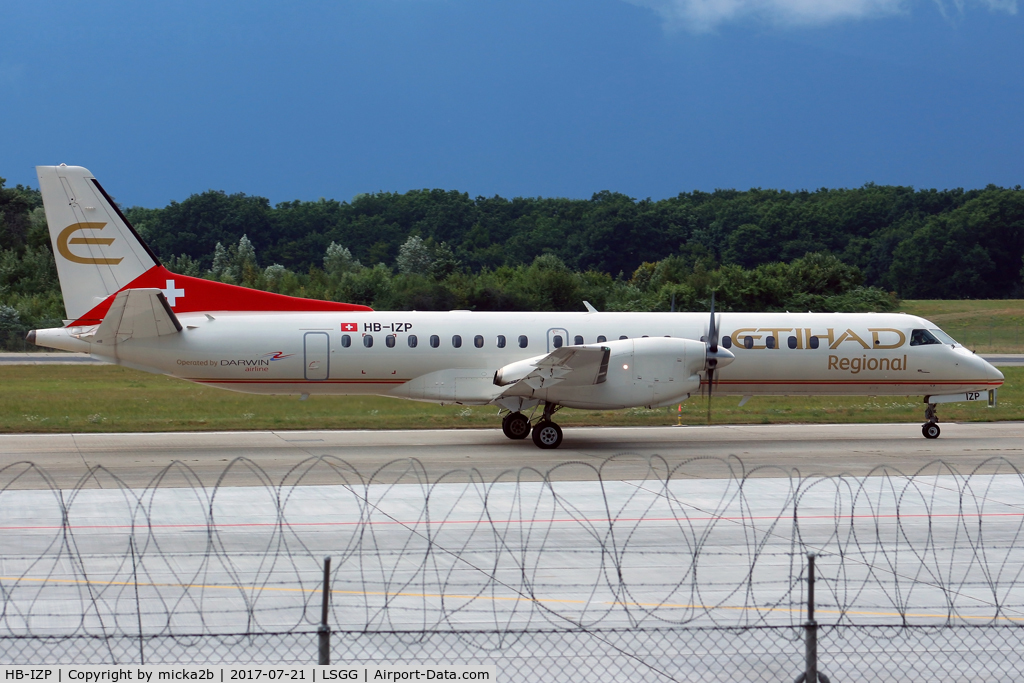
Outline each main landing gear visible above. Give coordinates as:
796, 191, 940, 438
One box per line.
532, 420, 563, 449
531, 402, 563, 449
501, 411, 531, 440
500, 403, 564, 449
922, 403, 940, 439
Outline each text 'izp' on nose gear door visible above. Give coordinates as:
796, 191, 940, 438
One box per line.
303, 332, 330, 381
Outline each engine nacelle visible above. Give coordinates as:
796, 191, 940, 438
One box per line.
527, 337, 707, 410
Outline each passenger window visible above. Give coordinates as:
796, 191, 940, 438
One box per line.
385, 334, 396, 348
722, 335, 732, 349
787, 336, 797, 349
597, 335, 607, 343
910, 329, 941, 346
474, 335, 484, 348
744, 336, 754, 350
766, 335, 776, 349
574, 335, 584, 345
809, 336, 820, 349
363, 335, 373, 348
642, 335, 649, 338
497, 335, 506, 348
619, 335, 628, 340
341, 334, 351, 348
518, 335, 528, 348
553, 335, 563, 348
430, 335, 440, 348
452, 335, 462, 348
408, 335, 418, 348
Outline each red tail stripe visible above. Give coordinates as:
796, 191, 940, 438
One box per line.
69, 265, 372, 326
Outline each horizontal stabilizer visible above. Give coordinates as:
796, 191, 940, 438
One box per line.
92, 288, 182, 345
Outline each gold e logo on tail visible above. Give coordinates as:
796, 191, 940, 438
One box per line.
57, 223, 123, 265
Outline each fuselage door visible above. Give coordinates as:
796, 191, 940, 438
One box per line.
547, 328, 569, 353
304, 331, 330, 381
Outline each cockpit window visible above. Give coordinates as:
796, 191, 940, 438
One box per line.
930, 328, 958, 345
910, 329, 941, 346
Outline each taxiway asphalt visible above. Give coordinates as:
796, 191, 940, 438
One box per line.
2, 422, 1022, 488
5, 422, 1023, 675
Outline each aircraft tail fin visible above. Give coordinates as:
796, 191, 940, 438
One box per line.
38, 164, 374, 326
37, 165, 159, 321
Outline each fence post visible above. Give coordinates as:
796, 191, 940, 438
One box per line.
130, 538, 144, 665
805, 553, 817, 683
318, 556, 331, 665
796, 553, 829, 683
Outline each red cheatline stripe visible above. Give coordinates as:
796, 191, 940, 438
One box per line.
188, 378, 1000, 386
701, 379, 1001, 386
3, 510, 1022, 532
188, 379, 410, 384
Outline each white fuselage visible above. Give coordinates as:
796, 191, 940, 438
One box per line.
31, 165, 1005, 443
43, 310, 1004, 408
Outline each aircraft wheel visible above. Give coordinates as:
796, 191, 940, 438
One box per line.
531, 421, 563, 449
922, 422, 941, 439
502, 412, 531, 440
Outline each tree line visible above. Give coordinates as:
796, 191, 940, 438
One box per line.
2, 173, 1022, 349
126, 182, 1024, 299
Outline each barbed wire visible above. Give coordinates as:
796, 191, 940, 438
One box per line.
2, 455, 1024, 638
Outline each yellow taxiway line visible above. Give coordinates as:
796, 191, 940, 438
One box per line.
2, 575, 1020, 624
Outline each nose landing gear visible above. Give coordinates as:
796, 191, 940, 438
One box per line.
922, 403, 940, 439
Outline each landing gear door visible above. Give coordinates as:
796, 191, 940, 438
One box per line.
304, 331, 330, 381
547, 328, 569, 353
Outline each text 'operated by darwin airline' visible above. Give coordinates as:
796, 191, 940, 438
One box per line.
29, 166, 1004, 448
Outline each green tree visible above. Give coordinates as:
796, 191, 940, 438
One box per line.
323, 242, 361, 277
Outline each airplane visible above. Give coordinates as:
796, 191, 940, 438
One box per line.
27, 165, 1005, 448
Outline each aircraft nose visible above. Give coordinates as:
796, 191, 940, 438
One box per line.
969, 353, 1004, 383
983, 357, 1005, 383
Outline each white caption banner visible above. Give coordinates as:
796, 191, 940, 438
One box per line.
0, 666, 496, 683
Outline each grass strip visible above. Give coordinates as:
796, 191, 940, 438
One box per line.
900, 300, 1024, 353
1, 365, 1019, 434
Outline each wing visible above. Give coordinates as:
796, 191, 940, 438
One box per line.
91, 288, 182, 345
495, 345, 610, 396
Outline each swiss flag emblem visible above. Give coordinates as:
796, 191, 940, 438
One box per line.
341, 322, 358, 332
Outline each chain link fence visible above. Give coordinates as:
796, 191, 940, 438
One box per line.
3, 625, 1024, 680
5, 455, 1024, 677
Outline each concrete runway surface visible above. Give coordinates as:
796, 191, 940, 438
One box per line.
4, 423, 1024, 676
4, 462, 1024, 676
5, 473, 1023, 632
1, 422, 1023, 488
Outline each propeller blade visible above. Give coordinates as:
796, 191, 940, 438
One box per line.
704, 291, 723, 425
708, 291, 718, 353
706, 367, 714, 425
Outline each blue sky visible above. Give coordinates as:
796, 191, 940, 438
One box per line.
2, 0, 1022, 207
